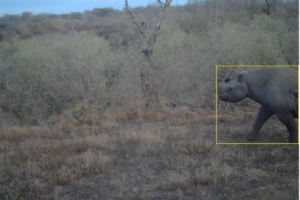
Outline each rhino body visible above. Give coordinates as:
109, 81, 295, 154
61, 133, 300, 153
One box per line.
218, 67, 298, 143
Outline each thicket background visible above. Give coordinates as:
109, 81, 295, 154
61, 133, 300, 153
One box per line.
0, 0, 298, 125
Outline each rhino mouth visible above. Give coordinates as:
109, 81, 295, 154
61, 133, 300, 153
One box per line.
218, 95, 228, 102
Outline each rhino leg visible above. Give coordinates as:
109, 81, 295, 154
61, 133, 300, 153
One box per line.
276, 112, 298, 143
247, 106, 274, 141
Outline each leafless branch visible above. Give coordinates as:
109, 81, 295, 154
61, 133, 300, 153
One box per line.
281, 49, 292, 66
264, 0, 270, 15
125, 0, 172, 51
124, 0, 147, 40
150, 0, 172, 42
158, 0, 165, 7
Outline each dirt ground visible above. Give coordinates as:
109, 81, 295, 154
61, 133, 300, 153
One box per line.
0, 108, 298, 200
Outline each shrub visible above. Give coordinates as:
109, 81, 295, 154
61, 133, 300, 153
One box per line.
0, 32, 145, 124
0, 11, 297, 124
147, 15, 298, 109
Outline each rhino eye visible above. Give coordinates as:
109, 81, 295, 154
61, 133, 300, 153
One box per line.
224, 77, 231, 83
228, 87, 233, 92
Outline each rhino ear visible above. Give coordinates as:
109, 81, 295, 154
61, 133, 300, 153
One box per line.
237, 71, 246, 82
288, 87, 298, 98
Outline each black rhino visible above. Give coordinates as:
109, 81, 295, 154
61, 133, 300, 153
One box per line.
218, 67, 298, 143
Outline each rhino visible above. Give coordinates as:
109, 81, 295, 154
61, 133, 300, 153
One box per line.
288, 87, 298, 100
217, 67, 298, 143
288, 87, 298, 117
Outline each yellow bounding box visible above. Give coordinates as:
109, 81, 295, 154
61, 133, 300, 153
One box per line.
216, 65, 299, 145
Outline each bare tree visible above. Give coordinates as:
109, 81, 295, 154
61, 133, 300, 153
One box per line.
125, 0, 172, 108
0, 24, 7, 42
264, 0, 270, 15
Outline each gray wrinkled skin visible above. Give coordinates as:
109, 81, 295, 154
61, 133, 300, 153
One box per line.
288, 87, 298, 100
288, 87, 298, 118
218, 67, 298, 143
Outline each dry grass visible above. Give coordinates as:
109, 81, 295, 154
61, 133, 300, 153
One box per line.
2, 126, 64, 141
165, 171, 190, 191
194, 163, 236, 186
180, 138, 214, 155
226, 126, 248, 137
0, 106, 298, 200
114, 106, 204, 125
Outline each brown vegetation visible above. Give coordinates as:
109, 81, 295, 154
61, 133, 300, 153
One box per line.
0, 0, 298, 199
1, 106, 298, 199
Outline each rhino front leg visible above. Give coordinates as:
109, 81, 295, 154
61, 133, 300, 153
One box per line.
276, 112, 298, 143
247, 106, 274, 141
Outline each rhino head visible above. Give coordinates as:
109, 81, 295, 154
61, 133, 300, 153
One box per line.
217, 72, 248, 102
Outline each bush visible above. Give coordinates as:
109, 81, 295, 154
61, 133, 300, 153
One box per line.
147, 15, 298, 109
0, 11, 297, 124
0, 32, 142, 124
